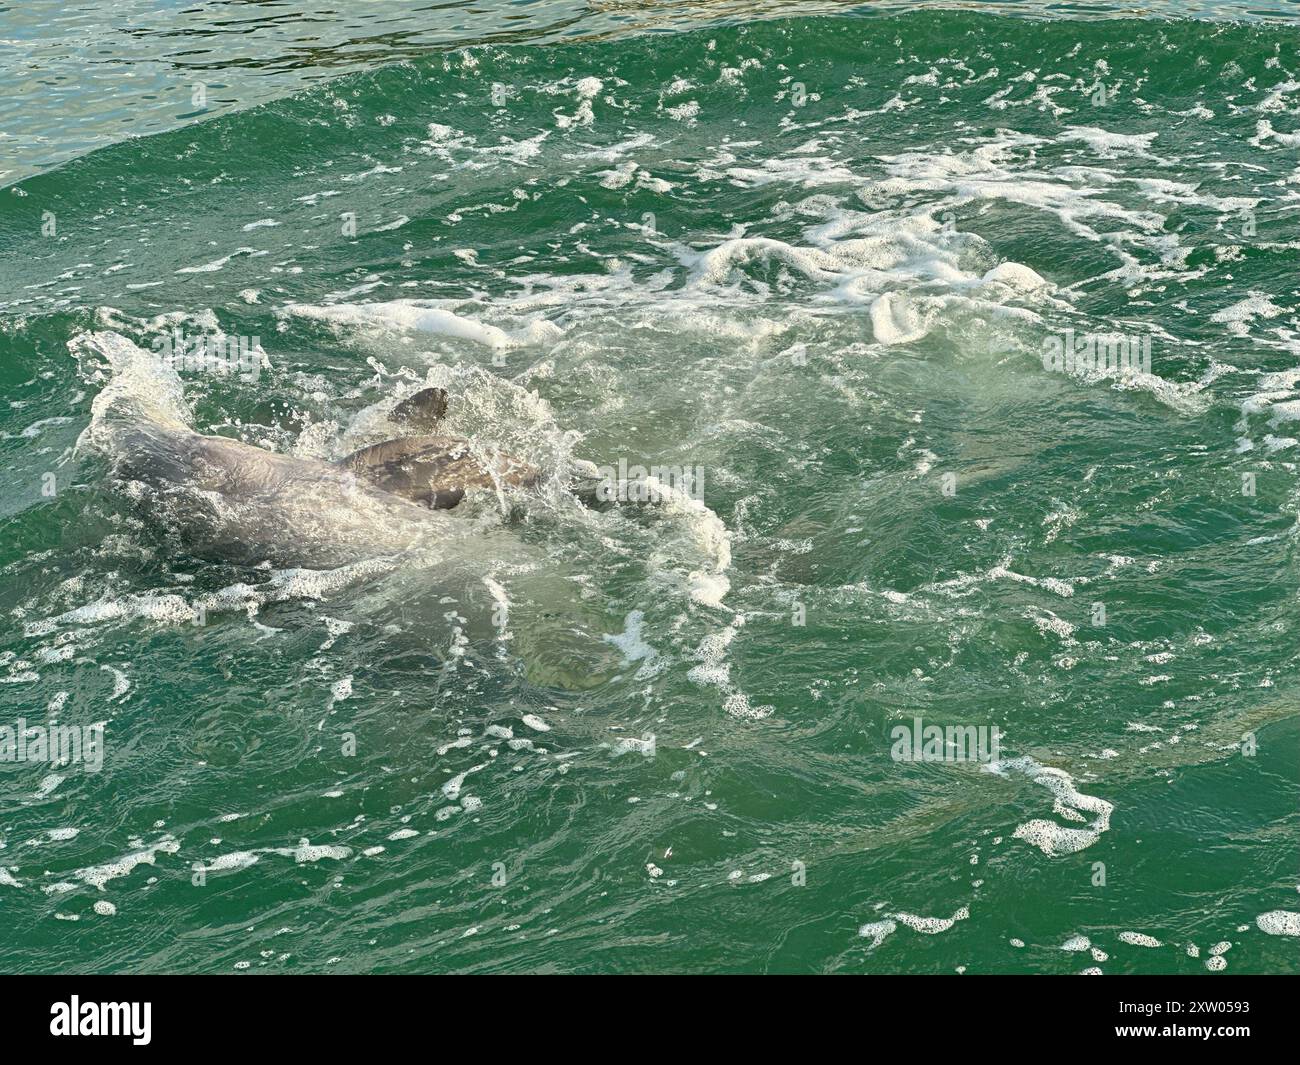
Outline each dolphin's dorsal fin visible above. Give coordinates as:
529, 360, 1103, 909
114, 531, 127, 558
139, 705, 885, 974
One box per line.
391, 387, 448, 431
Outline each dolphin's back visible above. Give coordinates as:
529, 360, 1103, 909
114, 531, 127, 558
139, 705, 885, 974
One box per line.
73, 330, 449, 566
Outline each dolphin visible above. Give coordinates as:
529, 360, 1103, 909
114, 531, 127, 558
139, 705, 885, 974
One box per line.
335, 387, 541, 510
73, 332, 543, 566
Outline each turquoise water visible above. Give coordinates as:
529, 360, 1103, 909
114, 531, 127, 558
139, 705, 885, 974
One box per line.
1, 2, 1298, 973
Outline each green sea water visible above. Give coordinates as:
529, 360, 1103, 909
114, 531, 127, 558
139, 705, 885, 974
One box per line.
1, 1, 1298, 974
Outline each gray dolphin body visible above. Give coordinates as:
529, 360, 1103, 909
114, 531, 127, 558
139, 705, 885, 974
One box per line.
76, 333, 540, 566
335, 387, 541, 510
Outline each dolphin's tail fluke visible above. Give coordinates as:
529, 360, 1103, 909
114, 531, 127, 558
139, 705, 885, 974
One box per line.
72, 330, 194, 439
72, 330, 199, 484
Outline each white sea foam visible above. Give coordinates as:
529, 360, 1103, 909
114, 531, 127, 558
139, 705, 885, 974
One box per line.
858, 918, 898, 948
283, 300, 520, 349
1211, 292, 1285, 337
602, 610, 661, 676
1117, 931, 1162, 948
892, 906, 970, 934
987, 757, 1113, 856
1256, 910, 1300, 936
1061, 127, 1161, 160
76, 837, 181, 891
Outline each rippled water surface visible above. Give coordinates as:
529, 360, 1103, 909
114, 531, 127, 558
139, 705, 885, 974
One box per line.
0, 1, 1298, 973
